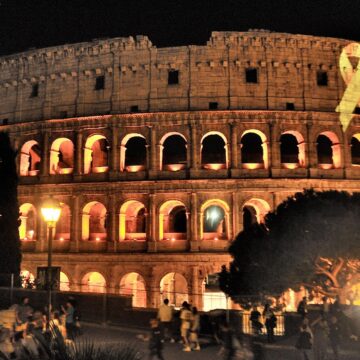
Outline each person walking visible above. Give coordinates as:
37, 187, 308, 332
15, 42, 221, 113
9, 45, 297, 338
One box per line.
295, 324, 313, 360
250, 306, 263, 335
61, 301, 75, 340
219, 322, 236, 360
179, 302, 192, 352
148, 319, 165, 360
189, 307, 201, 351
328, 315, 341, 360
263, 304, 276, 343
311, 316, 329, 360
297, 297, 308, 319
157, 299, 174, 342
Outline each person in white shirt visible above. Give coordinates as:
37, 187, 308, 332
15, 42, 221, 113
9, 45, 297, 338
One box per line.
157, 299, 175, 343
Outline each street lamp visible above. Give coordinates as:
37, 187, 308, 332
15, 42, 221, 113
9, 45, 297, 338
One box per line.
41, 197, 61, 331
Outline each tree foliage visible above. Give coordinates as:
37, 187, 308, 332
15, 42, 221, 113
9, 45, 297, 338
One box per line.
0, 132, 21, 285
220, 189, 360, 303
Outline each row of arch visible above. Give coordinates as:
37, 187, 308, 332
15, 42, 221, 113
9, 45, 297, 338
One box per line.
21, 270, 221, 309
19, 198, 270, 242
19, 130, 360, 176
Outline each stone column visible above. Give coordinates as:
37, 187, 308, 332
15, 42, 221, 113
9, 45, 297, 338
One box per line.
108, 194, 117, 252
343, 135, 351, 168
110, 126, 120, 174
306, 123, 317, 169
147, 193, 157, 252
190, 193, 199, 251
232, 192, 240, 239
270, 123, 281, 169
36, 207, 47, 252
189, 266, 202, 310
40, 132, 50, 176
74, 130, 83, 175
150, 126, 157, 170
230, 123, 239, 169
190, 124, 199, 170
147, 273, 160, 308
70, 195, 80, 252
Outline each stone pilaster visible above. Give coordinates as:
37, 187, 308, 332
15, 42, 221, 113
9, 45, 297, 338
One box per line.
190, 192, 199, 251
74, 130, 83, 176
41, 132, 50, 176
70, 195, 80, 252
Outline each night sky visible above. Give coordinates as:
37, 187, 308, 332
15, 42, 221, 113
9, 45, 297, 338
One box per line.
0, 0, 360, 56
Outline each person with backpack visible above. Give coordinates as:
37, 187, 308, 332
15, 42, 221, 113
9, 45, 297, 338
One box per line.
148, 319, 165, 360
297, 297, 308, 319
179, 302, 192, 352
250, 305, 263, 336
189, 307, 201, 351
263, 304, 276, 343
295, 324, 313, 360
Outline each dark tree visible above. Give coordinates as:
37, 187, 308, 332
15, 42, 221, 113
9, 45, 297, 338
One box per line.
220, 189, 360, 304
0, 132, 21, 286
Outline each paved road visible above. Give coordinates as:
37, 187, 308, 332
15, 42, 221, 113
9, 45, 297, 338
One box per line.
78, 323, 360, 360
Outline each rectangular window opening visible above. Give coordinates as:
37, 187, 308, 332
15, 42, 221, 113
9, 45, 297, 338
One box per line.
59, 111, 68, 118
317, 70, 328, 86
130, 105, 139, 113
286, 102, 295, 110
245, 68, 258, 83
30, 83, 39, 98
95, 75, 105, 90
2, 118, 8, 125
168, 70, 179, 85
209, 102, 218, 110
353, 106, 360, 115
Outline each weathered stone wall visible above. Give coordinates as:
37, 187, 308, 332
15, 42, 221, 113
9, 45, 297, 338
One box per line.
0, 31, 350, 124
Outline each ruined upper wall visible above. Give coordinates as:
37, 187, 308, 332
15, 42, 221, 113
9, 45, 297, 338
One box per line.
0, 31, 354, 124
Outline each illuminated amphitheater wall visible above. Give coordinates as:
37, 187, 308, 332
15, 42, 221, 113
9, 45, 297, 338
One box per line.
1, 30, 360, 309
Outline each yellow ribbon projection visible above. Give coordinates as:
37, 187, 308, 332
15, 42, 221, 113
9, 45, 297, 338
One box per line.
336, 42, 360, 132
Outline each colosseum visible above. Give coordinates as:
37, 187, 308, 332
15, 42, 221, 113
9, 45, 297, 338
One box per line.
1, 30, 360, 310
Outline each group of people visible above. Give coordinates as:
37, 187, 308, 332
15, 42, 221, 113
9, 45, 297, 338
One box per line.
150, 299, 200, 358
295, 296, 358, 360
249, 303, 277, 343
0, 296, 81, 358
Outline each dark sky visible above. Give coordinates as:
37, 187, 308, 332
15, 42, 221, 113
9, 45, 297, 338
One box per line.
0, 0, 359, 56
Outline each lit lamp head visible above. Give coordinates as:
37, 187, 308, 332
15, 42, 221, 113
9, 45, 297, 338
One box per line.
41, 197, 61, 227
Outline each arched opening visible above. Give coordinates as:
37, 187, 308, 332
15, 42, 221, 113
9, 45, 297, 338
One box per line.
159, 201, 187, 241
243, 206, 258, 230
351, 134, 360, 166
160, 272, 188, 307
20, 270, 35, 289
317, 132, 341, 169
60, 272, 70, 291
280, 131, 305, 169
242, 199, 271, 230
202, 200, 229, 240
203, 274, 228, 311
19, 140, 42, 176
81, 272, 106, 293
50, 138, 74, 175
121, 134, 147, 172
119, 201, 146, 241
84, 135, 109, 174
161, 133, 187, 171
241, 131, 267, 169
201, 132, 227, 170
55, 204, 71, 241
19, 203, 37, 241
120, 272, 147, 307
82, 202, 107, 241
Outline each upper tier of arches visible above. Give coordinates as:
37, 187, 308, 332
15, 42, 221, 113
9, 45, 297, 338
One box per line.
15, 122, 360, 181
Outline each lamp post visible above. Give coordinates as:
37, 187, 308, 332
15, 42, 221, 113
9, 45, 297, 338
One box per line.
41, 197, 61, 331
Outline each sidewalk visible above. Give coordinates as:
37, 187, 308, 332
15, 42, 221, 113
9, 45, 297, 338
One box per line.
81, 322, 360, 360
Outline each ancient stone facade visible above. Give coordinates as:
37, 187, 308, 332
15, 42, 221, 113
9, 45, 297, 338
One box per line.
1, 31, 360, 309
